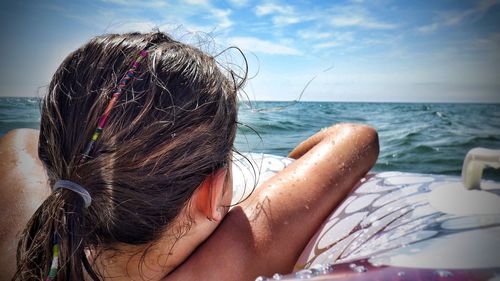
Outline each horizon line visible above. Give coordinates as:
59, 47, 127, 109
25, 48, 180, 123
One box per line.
1, 96, 499, 105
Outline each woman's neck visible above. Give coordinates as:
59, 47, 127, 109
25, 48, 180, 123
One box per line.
90, 214, 222, 281
88, 168, 233, 280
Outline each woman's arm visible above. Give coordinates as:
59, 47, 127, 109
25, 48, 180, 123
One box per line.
170, 123, 379, 280
287, 126, 332, 159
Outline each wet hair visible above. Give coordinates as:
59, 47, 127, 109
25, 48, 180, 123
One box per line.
14, 32, 241, 280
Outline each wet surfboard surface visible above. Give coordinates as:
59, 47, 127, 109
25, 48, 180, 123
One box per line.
232, 153, 500, 281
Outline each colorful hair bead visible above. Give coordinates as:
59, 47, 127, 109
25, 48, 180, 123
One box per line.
79, 48, 149, 164
45, 237, 59, 281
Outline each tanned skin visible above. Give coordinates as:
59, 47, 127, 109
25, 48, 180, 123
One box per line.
0, 123, 378, 281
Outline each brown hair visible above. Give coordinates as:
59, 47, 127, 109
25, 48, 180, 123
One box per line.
14, 32, 241, 280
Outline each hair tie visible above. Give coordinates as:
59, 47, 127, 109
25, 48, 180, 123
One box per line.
53, 180, 92, 208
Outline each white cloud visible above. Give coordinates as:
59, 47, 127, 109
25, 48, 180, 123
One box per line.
330, 16, 396, 29
255, 2, 396, 30
255, 3, 294, 16
210, 8, 233, 29
50, 5, 169, 33
313, 32, 354, 49
110, 21, 158, 33
96, 1, 233, 32
417, 0, 500, 33
314, 41, 340, 49
228, 37, 302, 55
475, 32, 500, 49
297, 30, 333, 40
254, 3, 304, 26
362, 34, 399, 46
323, 4, 397, 30
272, 15, 301, 25
416, 23, 439, 34
184, 0, 210, 5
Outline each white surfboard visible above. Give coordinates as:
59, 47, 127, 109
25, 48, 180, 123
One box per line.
232, 153, 500, 281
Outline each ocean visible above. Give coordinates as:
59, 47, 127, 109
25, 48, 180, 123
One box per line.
1, 97, 499, 180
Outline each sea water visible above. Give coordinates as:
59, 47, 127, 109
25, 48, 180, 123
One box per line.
1, 97, 499, 180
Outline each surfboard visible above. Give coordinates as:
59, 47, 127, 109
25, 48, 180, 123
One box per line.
232, 153, 500, 281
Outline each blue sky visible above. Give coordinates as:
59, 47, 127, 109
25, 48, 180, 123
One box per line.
1, 0, 499, 102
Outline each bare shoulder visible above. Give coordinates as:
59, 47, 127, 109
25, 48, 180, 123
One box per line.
0, 129, 49, 281
0, 129, 39, 151
165, 207, 258, 280
0, 129, 48, 190
0, 129, 47, 187
0, 128, 49, 204
0, 128, 40, 155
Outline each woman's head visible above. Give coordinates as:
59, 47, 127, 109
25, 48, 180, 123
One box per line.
15, 32, 240, 280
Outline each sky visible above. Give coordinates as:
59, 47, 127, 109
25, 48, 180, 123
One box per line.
0, 0, 499, 102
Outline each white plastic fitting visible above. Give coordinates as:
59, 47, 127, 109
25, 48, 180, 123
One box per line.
462, 147, 500, 189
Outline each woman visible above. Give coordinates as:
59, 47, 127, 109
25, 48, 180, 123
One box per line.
0, 32, 379, 281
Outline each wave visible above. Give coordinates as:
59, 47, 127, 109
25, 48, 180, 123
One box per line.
2, 98, 499, 179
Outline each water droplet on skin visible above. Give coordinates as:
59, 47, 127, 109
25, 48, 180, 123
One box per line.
352, 265, 367, 273
310, 263, 334, 274
295, 269, 313, 278
324, 263, 334, 272
255, 276, 267, 281
435, 270, 453, 277
272, 273, 282, 280
349, 263, 357, 269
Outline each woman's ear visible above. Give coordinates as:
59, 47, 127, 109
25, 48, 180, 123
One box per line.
195, 168, 228, 222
